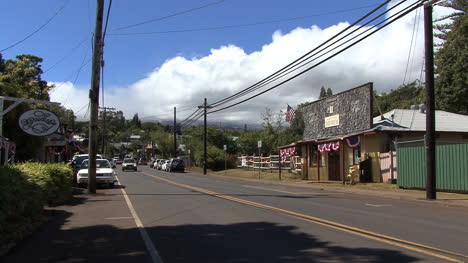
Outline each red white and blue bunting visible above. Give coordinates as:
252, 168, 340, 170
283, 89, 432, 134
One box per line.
280, 147, 296, 162
318, 141, 340, 153
345, 136, 361, 148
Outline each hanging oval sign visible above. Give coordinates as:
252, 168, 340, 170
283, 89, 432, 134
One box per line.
18, 109, 60, 136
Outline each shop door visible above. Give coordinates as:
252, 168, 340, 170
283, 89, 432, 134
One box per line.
328, 151, 340, 181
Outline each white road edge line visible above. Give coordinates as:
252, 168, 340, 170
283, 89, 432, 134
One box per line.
116, 176, 164, 263
365, 204, 392, 207
241, 185, 300, 195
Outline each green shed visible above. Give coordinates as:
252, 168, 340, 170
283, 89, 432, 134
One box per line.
397, 142, 468, 193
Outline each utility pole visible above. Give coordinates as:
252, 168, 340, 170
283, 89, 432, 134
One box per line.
173, 107, 177, 158
198, 98, 212, 175
88, 0, 104, 194
99, 106, 115, 155
424, 2, 436, 200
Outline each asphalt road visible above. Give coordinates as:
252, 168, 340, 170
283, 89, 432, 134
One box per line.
115, 166, 468, 263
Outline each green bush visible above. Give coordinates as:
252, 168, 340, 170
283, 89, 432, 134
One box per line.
16, 162, 74, 206
0, 165, 44, 255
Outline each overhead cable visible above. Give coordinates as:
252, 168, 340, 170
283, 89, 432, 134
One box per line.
0, 0, 71, 52
111, 0, 226, 32
108, 4, 381, 36
208, 0, 424, 114
209, 0, 395, 108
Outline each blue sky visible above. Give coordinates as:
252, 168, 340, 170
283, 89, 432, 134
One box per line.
1, 0, 447, 122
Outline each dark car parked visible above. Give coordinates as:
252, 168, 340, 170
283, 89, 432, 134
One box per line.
168, 158, 185, 172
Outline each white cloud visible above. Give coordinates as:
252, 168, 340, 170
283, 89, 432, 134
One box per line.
49, 1, 452, 124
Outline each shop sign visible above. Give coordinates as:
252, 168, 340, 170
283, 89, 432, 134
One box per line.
18, 109, 60, 136
324, 114, 340, 128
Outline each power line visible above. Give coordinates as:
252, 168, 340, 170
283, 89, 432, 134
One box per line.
111, 0, 226, 32
402, 7, 420, 85
208, 0, 424, 114
43, 35, 89, 74
108, 4, 380, 36
209, 0, 397, 109
0, 0, 71, 52
102, 0, 113, 41
139, 106, 198, 119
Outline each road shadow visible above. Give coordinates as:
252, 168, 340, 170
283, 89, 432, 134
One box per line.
148, 222, 421, 263
2, 213, 422, 263
2, 205, 151, 263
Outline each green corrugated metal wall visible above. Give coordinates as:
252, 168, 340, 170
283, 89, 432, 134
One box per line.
397, 143, 468, 192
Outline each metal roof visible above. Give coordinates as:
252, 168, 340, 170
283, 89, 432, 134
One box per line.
373, 109, 468, 133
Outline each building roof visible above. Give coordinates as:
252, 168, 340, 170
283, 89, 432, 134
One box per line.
374, 109, 468, 133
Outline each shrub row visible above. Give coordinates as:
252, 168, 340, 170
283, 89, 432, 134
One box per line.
16, 162, 74, 206
0, 163, 73, 255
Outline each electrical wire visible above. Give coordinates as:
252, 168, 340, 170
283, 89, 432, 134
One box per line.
402, 7, 420, 85
209, 0, 397, 109
111, 0, 226, 32
139, 106, 199, 123
43, 35, 89, 73
108, 4, 381, 36
0, 0, 70, 52
208, 0, 424, 114
102, 0, 113, 41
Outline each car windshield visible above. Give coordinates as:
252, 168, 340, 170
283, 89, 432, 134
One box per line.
74, 156, 88, 165
80, 160, 111, 169
172, 159, 184, 165
124, 159, 135, 163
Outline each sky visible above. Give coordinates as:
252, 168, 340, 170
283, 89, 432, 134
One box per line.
0, 0, 452, 125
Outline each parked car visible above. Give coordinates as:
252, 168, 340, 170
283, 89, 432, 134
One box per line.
149, 159, 155, 168
122, 158, 137, 171
156, 159, 166, 170
154, 159, 161, 169
106, 158, 117, 168
76, 159, 116, 188
168, 158, 185, 172
113, 157, 122, 165
71, 154, 103, 175
161, 160, 170, 171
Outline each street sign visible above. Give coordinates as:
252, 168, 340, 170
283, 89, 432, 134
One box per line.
223, 144, 227, 151
258, 141, 262, 148
18, 109, 60, 136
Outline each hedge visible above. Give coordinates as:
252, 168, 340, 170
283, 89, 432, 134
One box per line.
16, 162, 74, 206
0, 165, 44, 255
0, 163, 74, 255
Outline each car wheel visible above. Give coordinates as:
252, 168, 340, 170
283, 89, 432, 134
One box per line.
109, 182, 115, 188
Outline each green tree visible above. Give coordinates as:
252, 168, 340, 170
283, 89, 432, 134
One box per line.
129, 113, 141, 128
319, 86, 327, 99
326, 87, 333, 97
434, 0, 467, 114
373, 81, 425, 116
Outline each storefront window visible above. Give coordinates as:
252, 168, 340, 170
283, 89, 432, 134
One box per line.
353, 147, 361, 164
310, 146, 318, 167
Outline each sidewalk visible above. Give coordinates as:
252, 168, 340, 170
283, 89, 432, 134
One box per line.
206, 170, 468, 209
1, 187, 152, 263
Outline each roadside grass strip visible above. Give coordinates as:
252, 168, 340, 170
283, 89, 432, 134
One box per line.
141, 171, 467, 263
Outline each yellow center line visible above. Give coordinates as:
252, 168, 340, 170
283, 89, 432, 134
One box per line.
141, 172, 467, 262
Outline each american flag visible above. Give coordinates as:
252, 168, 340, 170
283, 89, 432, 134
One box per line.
285, 105, 296, 123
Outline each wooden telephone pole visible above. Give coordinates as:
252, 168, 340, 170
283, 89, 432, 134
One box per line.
88, 0, 104, 194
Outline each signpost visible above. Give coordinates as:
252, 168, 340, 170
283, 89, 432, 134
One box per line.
257, 140, 262, 179
0, 96, 60, 165
223, 144, 227, 175
18, 109, 60, 136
